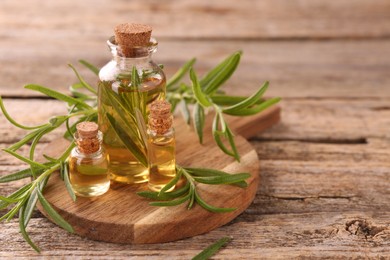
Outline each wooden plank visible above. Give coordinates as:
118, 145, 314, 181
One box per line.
257, 99, 390, 141
1, 39, 390, 98
1, 0, 389, 40
0, 212, 388, 258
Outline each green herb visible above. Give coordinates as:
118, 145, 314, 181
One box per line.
0, 51, 279, 252
167, 52, 281, 160
137, 166, 249, 213
192, 237, 232, 260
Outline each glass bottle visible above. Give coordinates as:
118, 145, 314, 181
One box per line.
147, 100, 176, 192
69, 122, 110, 197
98, 23, 166, 184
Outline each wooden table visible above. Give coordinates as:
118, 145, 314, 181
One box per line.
1, 0, 389, 258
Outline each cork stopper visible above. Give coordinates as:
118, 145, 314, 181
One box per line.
149, 100, 173, 135
75, 122, 100, 154
114, 23, 152, 57
76, 122, 99, 138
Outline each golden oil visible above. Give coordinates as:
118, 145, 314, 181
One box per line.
69, 122, 110, 197
98, 78, 165, 184
98, 23, 166, 185
147, 101, 176, 192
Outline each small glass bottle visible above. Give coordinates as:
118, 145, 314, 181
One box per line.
98, 23, 166, 185
69, 122, 110, 197
147, 100, 176, 192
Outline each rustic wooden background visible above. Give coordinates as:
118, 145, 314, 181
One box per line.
1, 0, 389, 259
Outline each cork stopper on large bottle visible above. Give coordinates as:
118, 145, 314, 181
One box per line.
114, 23, 153, 57
75, 122, 100, 154
149, 100, 173, 135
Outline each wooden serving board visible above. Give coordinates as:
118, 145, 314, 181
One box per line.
38, 106, 280, 244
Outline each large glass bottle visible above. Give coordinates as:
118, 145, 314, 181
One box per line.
98, 24, 166, 184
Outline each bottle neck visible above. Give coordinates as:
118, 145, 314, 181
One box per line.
114, 55, 152, 71
107, 35, 157, 70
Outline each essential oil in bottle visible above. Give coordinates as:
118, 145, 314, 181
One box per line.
98, 23, 166, 184
69, 122, 110, 197
147, 100, 176, 192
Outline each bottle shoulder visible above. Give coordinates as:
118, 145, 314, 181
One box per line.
147, 128, 175, 145
70, 147, 107, 160
99, 59, 166, 82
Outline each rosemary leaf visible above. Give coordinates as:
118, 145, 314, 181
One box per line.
23, 188, 38, 227
226, 127, 240, 162
222, 81, 269, 113
0, 196, 19, 203
19, 206, 41, 253
135, 108, 148, 147
158, 167, 182, 196
0, 183, 32, 210
102, 86, 144, 146
106, 113, 147, 167
187, 183, 195, 210
7, 127, 48, 152
131, 66, 141, 87
5, 199, 26, 221
2, 149, 49, 169
192, 237, 232, 260
201, 51, 241, 95
212, 115, 235, 157
149, 192, 191, 207
24, 84, 91, 109
193, 173, 250, 185
69, 83, 95, 100
29, 126, 54, 162
0, 168, 33, 183
194, 190, 236, 213
62, 162, 76, 202
179, 99, 191, 125
138, 182, 190, 201
185, 167, 248, 188
68, 64, 97, 94
211, 94, 263, 106
223, 97, 281, 116
167, 58, 196, 90
193, 103, 205, 144
190, 69, 212, 107
37, 189, 74, 233
0, 96, 47, 130
79, 59, 100, 75
42, 154, 58, 163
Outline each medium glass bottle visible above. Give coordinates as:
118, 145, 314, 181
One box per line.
147, 100, 176, 192
69, 122, 110, 197
98, 23, 166, 184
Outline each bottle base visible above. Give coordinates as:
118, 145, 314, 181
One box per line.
109, 168, 149, 184
148, 183, 175, 192
72, 182, 110, 197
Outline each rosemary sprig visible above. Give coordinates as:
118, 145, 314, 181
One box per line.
166, 52, 281, 161
0, 51, 279, 252
192, 237, 232, 260
137, 166, 250, 213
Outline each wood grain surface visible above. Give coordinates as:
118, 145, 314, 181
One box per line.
0, 0, 389, 259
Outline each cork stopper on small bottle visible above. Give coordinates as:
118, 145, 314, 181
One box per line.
75, 122, 100, 154
114, 23, 153, 57
149, 100, 173, 135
